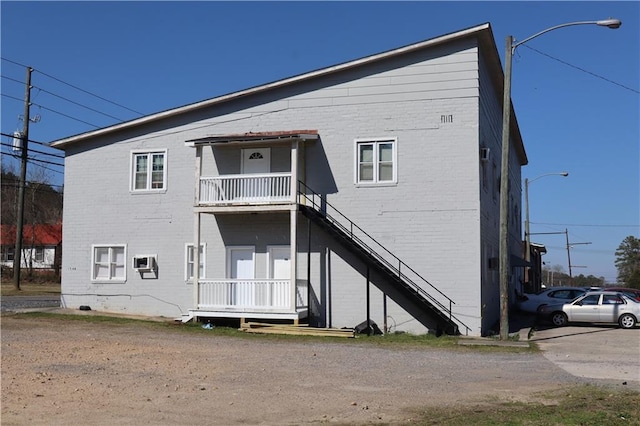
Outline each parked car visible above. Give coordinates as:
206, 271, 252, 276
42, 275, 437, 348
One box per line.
517, 286, 587, 313
605, 287, 640, 302
539, 291, 640, 329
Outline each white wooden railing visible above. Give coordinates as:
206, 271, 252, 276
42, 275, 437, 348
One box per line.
197, 279, 307, 312
199, 173, 292, 205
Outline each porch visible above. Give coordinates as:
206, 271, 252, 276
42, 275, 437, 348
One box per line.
185, 131, 318, 323
183, 279, 309, 323
198, 173, 293, 206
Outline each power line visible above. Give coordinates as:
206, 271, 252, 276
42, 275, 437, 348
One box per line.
0, 132, 63, 150
33, 69, 145, 116
1, 93, 23, 103
1, 57, 145, 116
1, 75, 25, 85
0, 57, 29, 68
4, 93, 104, 128
0, 142, 65, 159
2, 151, 64, 168
522, 45, 640, 95
31, 85, 127, 122
531, 221, 639, 228
1, 181, 64, 190
30, 101, 100, 128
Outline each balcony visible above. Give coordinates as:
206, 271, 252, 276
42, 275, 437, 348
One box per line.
199, 173, 293, 206
196, 279, 308, 315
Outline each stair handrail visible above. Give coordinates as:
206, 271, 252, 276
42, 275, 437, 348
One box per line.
298, 181, 471, 334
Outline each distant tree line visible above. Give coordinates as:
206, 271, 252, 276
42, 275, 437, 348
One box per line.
541, 265, 605, 287
1, 164, 63, 226
615, 235, 640, 289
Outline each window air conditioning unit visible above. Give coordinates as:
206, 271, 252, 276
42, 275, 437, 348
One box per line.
480, 147, 490, 162
132, 255, 157, 272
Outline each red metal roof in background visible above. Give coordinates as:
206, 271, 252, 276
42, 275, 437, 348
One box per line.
0, 223, 62, 246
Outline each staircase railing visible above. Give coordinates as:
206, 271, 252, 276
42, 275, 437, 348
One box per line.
298, 181, 471, 335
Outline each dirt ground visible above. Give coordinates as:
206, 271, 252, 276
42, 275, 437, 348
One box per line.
0, 314, 605, 425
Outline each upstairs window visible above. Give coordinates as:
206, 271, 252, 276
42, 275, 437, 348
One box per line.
355, 138, 397, 185
131, 150, 166, 192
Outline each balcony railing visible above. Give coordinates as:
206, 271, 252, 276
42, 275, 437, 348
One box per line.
197, 279, 307, 312
199, 173, 292, 205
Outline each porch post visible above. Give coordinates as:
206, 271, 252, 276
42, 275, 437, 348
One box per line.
193, 212, 201, 314
192, 146, 203, 319
290, 140, 299, 312
291, 139, 299, 203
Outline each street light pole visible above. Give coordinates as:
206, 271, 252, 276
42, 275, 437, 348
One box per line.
498, 18, 621, 340
524, 172, 569, 290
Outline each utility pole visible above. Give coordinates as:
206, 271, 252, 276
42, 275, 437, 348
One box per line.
12, 66, 33, 291
565, 228, 592, 284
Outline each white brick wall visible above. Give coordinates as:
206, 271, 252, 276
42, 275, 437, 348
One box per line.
60, 37, 522, 336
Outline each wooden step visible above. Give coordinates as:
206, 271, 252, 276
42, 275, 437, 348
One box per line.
240, 322, 355, 338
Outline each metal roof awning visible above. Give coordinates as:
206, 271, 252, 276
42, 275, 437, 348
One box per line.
530, 242, 547, 254
511, 255, 533, 268
185, 130, 319, 147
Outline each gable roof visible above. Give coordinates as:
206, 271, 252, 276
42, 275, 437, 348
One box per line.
50, 23, 525, 163
1, 223, 63, 246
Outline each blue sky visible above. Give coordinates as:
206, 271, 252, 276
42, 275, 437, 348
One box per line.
1, 1, 638, 283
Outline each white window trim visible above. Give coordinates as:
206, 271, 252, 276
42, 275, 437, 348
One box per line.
35, 247, 45, 262
130, 149, 168, 193
354, 137, 398, 186
91, 244, 127, 283
185, 243, 206, 282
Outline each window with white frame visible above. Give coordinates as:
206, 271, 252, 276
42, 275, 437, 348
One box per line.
1, 246, 14, 262
35, 247, 45, 262
355, 138, 397, 184
131, 150, 166, 191
185, 244, 206, 281
92, 245, 126, 282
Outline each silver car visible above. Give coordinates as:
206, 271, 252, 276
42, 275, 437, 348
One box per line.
539, 291, 640, 329
517, 286, 586, 313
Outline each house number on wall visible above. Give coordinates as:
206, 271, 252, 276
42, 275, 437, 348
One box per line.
440, 115, 454, 123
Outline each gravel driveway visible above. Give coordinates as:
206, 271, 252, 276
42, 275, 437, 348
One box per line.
3, 312, 635, 426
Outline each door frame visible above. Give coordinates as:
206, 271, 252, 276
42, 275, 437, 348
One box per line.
241, 148, 271, 174
267, 245, 291, 279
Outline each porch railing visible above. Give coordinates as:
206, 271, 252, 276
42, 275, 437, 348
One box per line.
197, 279, 307, 312
199, 173, 292, 205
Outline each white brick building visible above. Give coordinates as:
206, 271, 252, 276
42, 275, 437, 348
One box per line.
52, 23, 527, 336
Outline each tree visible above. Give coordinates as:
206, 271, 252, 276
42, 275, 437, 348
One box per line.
542, 265, 571, 287
615, 236, 640, 289
572, 274, 605, 288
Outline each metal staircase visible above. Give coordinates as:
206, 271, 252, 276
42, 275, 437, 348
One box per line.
298, 182, 470, 336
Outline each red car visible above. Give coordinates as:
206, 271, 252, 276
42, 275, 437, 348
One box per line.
606, 287, 640, 302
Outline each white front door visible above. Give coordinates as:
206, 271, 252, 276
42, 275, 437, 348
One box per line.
242, 148, 271, 174
228, 247, 254, 306
241, 148, 271, 200
268, 246, 291, 308
269, 247, 291, 279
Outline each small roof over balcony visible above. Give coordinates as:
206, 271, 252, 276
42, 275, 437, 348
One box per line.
185, 130, 319, 147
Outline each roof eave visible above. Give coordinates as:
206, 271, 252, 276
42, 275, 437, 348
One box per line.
50, 23, 492, 150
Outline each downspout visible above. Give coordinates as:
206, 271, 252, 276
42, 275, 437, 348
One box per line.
307, 217, 311, 323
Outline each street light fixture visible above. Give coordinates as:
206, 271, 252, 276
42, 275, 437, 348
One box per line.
524, 172, 569, 290
498, 18, 621, 340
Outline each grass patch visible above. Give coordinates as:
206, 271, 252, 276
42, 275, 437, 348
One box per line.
1, 281, 60, 296
408, 385, 640, 425
4, 312, 533, 353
